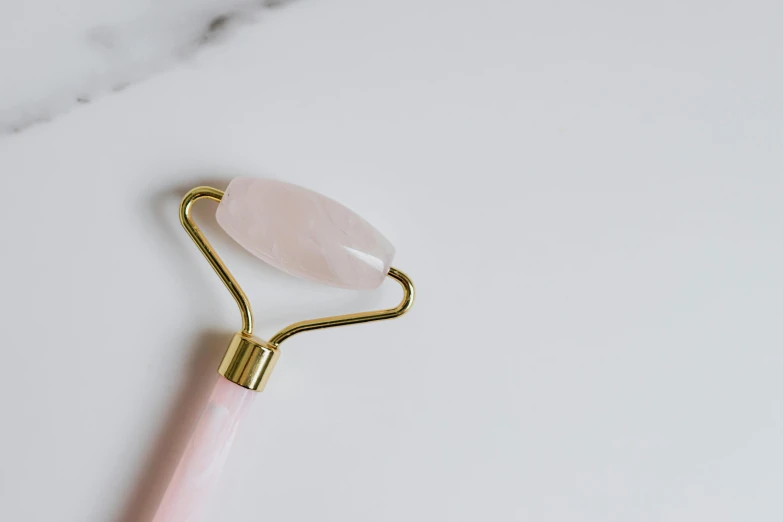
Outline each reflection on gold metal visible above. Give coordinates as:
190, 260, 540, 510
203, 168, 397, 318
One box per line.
218, 333, 279, 391
180, 186, 415, 390
268, 267, 414, 345
181, 187, 253, 336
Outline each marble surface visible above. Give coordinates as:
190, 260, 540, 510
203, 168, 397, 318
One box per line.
0, 0, 290, 133
0, 1, 782, 521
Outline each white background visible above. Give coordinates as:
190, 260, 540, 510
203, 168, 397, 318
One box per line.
1, 1, 781, 521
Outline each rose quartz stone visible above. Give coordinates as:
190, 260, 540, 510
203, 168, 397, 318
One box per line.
216, 177, 395, 290
152, 377, 255, 522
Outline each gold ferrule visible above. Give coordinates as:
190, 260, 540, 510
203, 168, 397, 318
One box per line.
218, 333, 280, 391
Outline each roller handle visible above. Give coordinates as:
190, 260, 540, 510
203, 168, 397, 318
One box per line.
152, 376, 255, 522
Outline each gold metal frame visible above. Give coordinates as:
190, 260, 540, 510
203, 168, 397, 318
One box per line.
180, 186, 415, 390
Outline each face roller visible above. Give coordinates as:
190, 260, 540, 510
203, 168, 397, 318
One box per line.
152, 178, 414, 522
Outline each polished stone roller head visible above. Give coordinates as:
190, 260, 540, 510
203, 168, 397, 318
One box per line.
215, 178, 395, 290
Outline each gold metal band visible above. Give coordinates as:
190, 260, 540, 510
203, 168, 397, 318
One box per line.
268, 267, 414, 345
180, 187, 254, 336
180, 186, 415, 391
218, 333, 279, 391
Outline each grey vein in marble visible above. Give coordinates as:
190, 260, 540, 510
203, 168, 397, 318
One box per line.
0, 0, 293, 135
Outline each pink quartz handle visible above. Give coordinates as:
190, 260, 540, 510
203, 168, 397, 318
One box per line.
152, 376, 255, 522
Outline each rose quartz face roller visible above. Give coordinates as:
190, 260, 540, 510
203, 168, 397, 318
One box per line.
151, 178, 414, 522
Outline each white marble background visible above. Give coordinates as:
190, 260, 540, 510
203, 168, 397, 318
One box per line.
0, 1, 781, 521
1, 0, 289, 133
